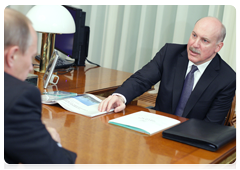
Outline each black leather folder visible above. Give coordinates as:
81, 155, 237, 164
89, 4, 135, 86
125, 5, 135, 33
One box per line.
162, 118, 236, 151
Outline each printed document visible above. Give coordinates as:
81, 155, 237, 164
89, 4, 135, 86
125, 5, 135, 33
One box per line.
42, 93, 113, 117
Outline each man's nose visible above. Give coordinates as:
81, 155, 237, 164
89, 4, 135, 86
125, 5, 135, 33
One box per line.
192, 38, 200, 48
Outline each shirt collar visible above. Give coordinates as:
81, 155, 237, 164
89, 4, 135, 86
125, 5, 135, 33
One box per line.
188, 59, 212, 74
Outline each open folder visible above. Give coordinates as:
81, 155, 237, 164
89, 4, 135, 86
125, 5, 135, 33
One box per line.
162, 118, 236, 151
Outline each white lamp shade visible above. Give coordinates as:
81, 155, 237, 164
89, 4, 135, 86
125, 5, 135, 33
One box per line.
26, 5, 75, 33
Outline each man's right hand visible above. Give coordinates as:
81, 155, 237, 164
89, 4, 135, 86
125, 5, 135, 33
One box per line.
46, 126, 61, 144
98, 95, 126, 113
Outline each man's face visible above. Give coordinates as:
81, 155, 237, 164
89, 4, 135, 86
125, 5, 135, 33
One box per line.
187, 18, 223, 65
14, 26, 37, 81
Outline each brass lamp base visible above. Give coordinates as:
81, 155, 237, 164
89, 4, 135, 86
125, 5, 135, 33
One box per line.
34, 68, 45, 74
39, 33, 56, 73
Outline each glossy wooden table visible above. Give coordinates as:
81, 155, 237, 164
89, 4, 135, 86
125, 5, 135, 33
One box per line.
33, 64, 236, 164
41, 104, 236, 164
33, 64, 132, 96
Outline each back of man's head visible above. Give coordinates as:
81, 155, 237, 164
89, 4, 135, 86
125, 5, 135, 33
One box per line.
4, 8, 32, 54
4, 8, 37, 81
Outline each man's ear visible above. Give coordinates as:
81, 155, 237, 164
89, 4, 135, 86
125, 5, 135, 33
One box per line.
4, 46, 20, 68
215, 42, 224, 53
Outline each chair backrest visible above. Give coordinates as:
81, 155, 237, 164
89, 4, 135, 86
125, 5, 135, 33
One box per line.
224, 95, 236, 127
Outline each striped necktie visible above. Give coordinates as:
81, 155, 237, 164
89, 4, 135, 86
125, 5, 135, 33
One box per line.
175, 65, 198, 117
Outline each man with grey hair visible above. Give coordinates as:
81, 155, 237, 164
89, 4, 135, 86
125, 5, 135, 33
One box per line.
99, 16, 235, 125
4, 8, 77, 164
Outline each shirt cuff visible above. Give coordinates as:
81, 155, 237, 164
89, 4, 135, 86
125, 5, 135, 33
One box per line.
57, 142, 62, 147
112, 93, 127, 104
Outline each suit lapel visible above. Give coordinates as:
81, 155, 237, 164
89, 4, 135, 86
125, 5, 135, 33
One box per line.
172, 49, 189, 112
182, 55, 220, 117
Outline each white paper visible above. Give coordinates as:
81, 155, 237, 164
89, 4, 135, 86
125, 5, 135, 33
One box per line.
109, 111, 180, 135
42, 93, 113, 117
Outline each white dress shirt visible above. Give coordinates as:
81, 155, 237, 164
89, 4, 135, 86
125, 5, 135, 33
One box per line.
187, 60, 212, 90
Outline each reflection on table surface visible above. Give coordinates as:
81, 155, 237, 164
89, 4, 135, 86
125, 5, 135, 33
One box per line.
33, 64, 133, 96
41, 104, 236, 164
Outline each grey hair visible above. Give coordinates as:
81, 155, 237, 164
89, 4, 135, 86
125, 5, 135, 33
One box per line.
4, 8, 32, 54
218, 24, 226, 43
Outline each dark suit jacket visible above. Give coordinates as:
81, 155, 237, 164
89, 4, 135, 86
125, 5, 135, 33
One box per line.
4, 72, 77, 164
115, 43, 236, 124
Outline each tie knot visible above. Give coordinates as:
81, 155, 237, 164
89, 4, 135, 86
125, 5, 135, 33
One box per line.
190, 65, 198, 73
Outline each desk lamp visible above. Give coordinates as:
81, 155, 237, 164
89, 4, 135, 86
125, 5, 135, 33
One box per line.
26, 5, 75, 73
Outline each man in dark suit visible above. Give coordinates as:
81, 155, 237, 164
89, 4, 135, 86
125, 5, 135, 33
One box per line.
98, 17, 236, 125
4, 8, 77, 163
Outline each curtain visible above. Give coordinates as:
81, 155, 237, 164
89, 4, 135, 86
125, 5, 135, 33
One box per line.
7, 5, 237, 156
9, 5, 236, 73
74, 5, 236, 73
